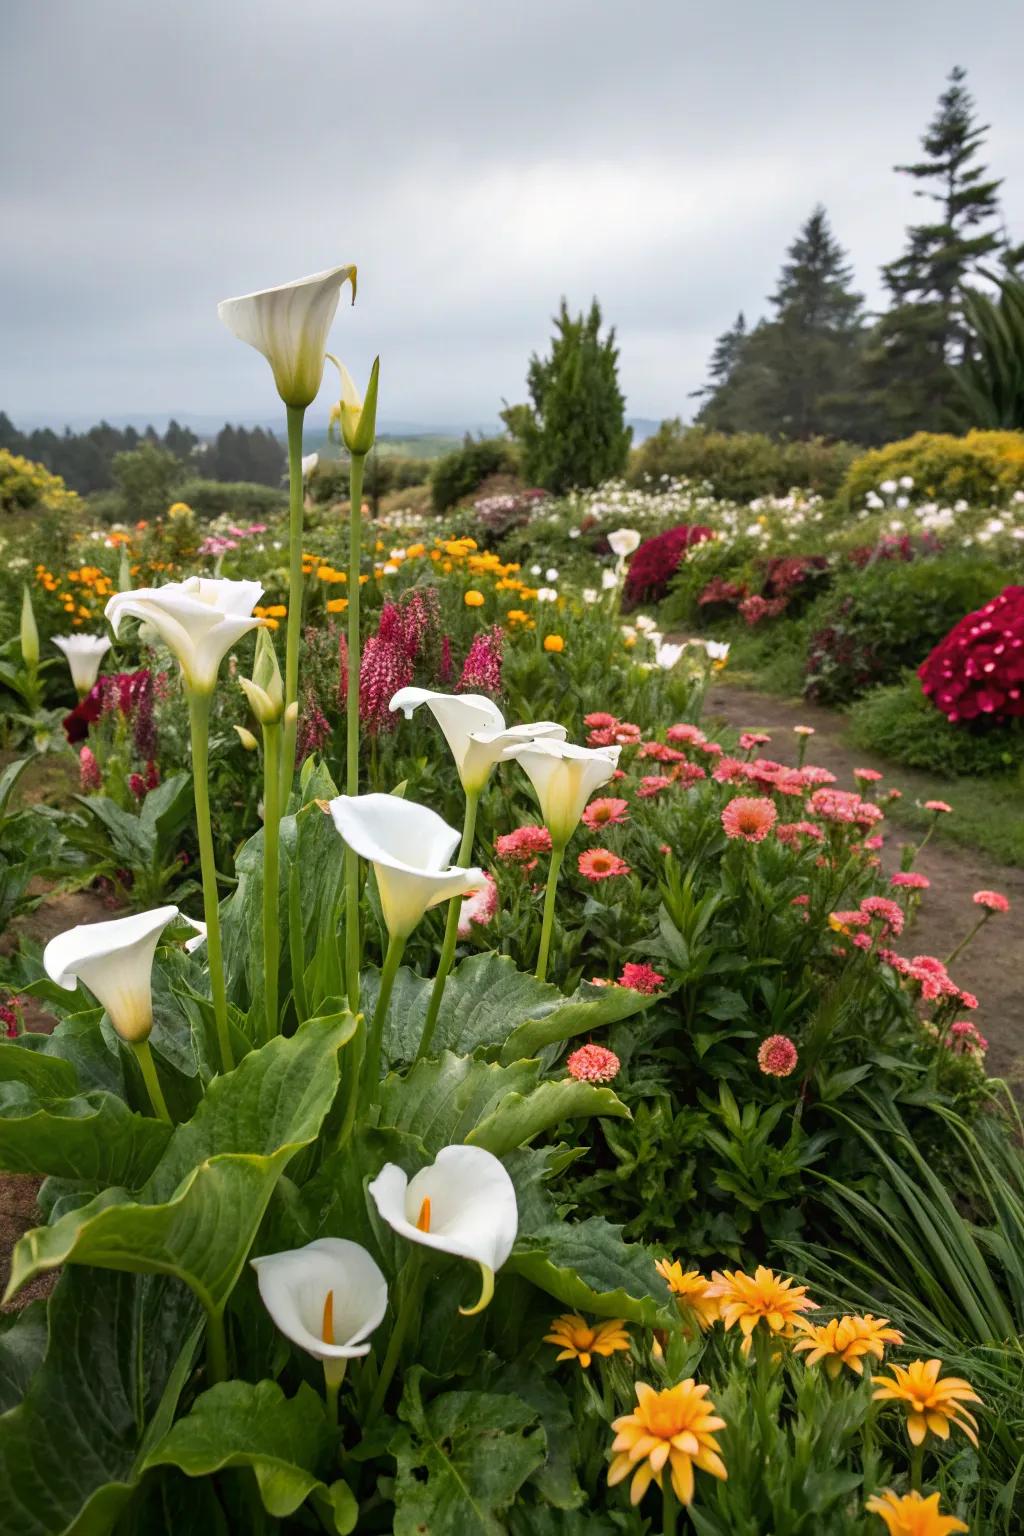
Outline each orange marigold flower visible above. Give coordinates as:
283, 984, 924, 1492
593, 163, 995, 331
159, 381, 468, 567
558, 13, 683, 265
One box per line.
464, 589, 485, 607
871, 1359, 982, 1447
543, 634, 564, 653
326, 597, 349, 613
608, 1379, 727, 1508
793, 1314, 903, 1378
707, 1265, 814, 1355
865, 1489, 968, 1535
655, 1260, 720, 1331
544, 1313, 630, 1368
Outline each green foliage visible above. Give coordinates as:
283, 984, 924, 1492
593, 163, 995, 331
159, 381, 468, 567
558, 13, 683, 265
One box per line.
503, 298, 632, 494
430, 436, 517, 512
849, 673, 1024, 776
804, 554, 1006, 703
0, 450, 82, 518
111, 443, 186, 520
59, 770, 199, 908
631, 422, 856, 500
173, 477, 287, 520
0, 413, 198, 497
959, 273, 1024, 428
839, 429, 1024, 507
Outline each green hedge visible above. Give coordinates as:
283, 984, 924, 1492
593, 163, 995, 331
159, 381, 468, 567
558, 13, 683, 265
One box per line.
628, 423, 857, 500
849, 674, 1023, 776
429, 437, 518, 512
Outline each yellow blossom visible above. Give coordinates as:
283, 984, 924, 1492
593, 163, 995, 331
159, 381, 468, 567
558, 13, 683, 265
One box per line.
464, 590, 485, 608
794, 1314, 903, 1378
608, 1380, 727, 1508
865, 1489, 968, 1535
707, 1266, 814, 1356
544, 1313, 630, 1368
655, 1261, 720, 1331
326, 597, 349, 613
543, 634, 564, 653
871, 1359, 982, 1447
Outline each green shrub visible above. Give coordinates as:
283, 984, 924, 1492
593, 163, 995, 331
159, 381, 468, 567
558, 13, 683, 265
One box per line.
629, 423, 857, 500
430, 436, 517, 512
0, 449, 82, 517
849, 673, 1024, 775
804, 554, 1005, 704
839, 429, 1024, 508
174, 478, 287, 520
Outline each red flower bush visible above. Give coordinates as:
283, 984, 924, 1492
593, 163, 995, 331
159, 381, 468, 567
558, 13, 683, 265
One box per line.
918, 585, 1024, 724
622, 524, 712, 610
698, 576, 748, 611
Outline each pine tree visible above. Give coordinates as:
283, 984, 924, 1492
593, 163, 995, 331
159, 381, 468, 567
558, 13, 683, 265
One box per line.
502, 299, 631, 493
869, 66, 1006, 434
696, 312, 748, 394
698, 208, 865, 438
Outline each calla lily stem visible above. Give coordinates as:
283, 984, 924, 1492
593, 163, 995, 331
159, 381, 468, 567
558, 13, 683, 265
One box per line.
188, 690, 233, 1074
205, 1306, 228, 1384
345, 452, 367, 1012
416, 790, 480, 1061
365, 1254, 425, 1427
281, 404, 307, 800
364, 932, 405, 1101
131, 1038, 172, 1124
535, 843, 565, 983
288, 857, 309, 1025
261, 722, 282, 1042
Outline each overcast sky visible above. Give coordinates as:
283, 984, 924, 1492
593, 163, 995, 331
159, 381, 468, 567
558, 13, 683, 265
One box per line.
3, 0, 1023, 432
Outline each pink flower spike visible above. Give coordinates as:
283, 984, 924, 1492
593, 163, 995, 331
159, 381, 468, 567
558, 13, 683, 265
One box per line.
566, 1043, 620, 1083
758, 1034, 798, 1077
618, 962, 665, 994
974, 889, 1009, 913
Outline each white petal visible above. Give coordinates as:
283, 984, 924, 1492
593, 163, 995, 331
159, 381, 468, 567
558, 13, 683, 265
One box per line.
369, 1145, 518, 1272
252, 1237, 388, 1362
218, 265, 356, 409
43, 905, 178, 1041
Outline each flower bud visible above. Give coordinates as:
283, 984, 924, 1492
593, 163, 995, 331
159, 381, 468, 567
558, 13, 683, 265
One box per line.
239, 628, 284, 724
333, 356, 379, 457
234, 724, 259, 751
118, 545, 132, 592
284, 700, 299, 727
20, 587, 39, 669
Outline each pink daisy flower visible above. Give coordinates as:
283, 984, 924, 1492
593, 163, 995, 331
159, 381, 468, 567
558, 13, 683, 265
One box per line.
582, 797, 630, 831
578, 848, 631, 881
891, 871, 930, 891
636, 775, 673, 798
566, 1043, 621, 1084
666, 723, 707, 747
974, 889, 1009, 913
721, 796, 778, 843
618, 962, 665, 994
739, 731, 772, 750
495, 825, 552, 871
757, 1034, 798, 1077
924, 800, 952, 814
583, 711, 617, 729
854, 767, 883, 783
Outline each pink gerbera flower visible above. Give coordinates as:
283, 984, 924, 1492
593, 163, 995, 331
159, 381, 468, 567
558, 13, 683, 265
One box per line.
666, 723, 707, 747
891, 871, 930, 891
636, 775, 673, 798
757, 1035, 798, 1077
974, 889, 1009, 913
924, 799, 952, 814
721, 796, 777, 843
854, 767, 883, 783
739, 731, 772, 750
618, 962, 665, 994
495, 825, 552, 871
578, 848, 631, 881
583, 711, 617, 729
566, 1043, 621, 1083
582, 797, 630, 830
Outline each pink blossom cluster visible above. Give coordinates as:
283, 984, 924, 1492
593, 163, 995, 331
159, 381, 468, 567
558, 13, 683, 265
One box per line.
918, 584, 1024, 723
495, 824, 552, 871
738, 594, 788, 626
457, 626, 504, 696
757, 1034, 798, 1077
947, 1020, 989, 1057
567, 1043, 621, 1084
807, 787, 883, 829
458, 873, 498, 937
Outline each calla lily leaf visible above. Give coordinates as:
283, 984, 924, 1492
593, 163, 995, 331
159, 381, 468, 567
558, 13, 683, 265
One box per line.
507, 1213, 673, 1327
0, 1301, 48, 1416
144, 1380, 357, 1533
0, 1081, 171, 1184
391, 1367, 545, 1536
500, 980, 657, 1064
4, 1012, 353, 1308
374, 952, 563, 1064
467, 1078, 630, 1159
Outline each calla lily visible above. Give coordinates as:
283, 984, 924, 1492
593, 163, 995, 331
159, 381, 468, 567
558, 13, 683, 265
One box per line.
252, 1238, 388, 1381
329, 793, 485, 939
389, 687, 566, 795
240, 626, 284, 725
328, 355, 380, 457
510, 739, 621, 847
369, 1144, 518, 1314
217, 265, 357, 409
105, 577, 264, 695
607, 528, 641, 558
301, 452, 319, 479
43, 905, 179, 1042
704, 640, 731, 664
654, 641, 685, 669
53, 633, 111, 697
20, 587, 39, 669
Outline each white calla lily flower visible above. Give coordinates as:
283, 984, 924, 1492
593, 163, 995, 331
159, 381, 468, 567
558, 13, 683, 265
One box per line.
369, 1144, 518, 1315
601, 568, 620, 591
53, 633, 111, 697
217, 265, 356, 409
389, 687, 566, 795
252, 1238, 388, 1379
607, 527, 641, 557
105, 577, 264, 695
301, 453, 319, 479
510, 739, 621, 847
329, 793, 485, 939
704, 640, 731, 663
655, 641, 685, 669
43, 905, 179, 1042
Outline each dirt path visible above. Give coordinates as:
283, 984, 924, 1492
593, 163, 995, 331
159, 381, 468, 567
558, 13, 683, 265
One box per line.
706, 684, 1024, 1082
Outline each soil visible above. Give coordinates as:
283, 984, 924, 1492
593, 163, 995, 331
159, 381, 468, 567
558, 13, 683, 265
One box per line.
706, 683, 1024, 1083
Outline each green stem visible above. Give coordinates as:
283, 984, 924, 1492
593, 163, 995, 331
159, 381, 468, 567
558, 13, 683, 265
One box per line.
365, 1256, 425, 1426
334, 1010, 365, 1152
281, 404, 307, 802
188, 690, 233, 1074
205, 1306, 228, 1383
535, 843, 565, 983
910, 1440, 924, 1492
345, 452, 366, 1012
131, 1037, 172, 1124
288, 856, 308, 1025
945, 913, 986, 969
662, 1477, 678, 1536
417, 790, 479, 1061
364, 932, 405, 1101
323, 1358, 346, 1427
261, 723, 282, 1044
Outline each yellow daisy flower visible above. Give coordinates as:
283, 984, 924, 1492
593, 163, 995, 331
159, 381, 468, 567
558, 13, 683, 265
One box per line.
544, 1313, 630, 1369
871, 1359, 982, 1447
655, 1260, 720, 1331
793, 1314, 904, 1378
608, 1379, 727, 1508
707, 1266, 814, 1356
865, 1489, 968, 1535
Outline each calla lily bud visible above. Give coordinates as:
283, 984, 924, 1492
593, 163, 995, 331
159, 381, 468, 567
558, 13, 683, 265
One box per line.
234, 724, 259, 751
217, 265, 357, 409
369, 1145, 518, 1316
240, 627, 284, 724
118, 546, 132, 592
332, 356, 380, 457
43, 906, 179, 1043
284, 700, 299, 727
20, 587, 39, 669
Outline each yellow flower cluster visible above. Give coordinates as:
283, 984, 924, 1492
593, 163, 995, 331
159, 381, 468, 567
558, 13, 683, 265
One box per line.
0, 449, 82, 517
254, 603, 287, 631
35, 560, 115, 626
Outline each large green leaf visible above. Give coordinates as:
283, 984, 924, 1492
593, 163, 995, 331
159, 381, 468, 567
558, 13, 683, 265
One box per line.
144, 1380, 357, 1533
0, 1267, 202, 1536
379, 952, 562, 1062
508, 1214, 671, 1326
469, 1078, 629, 1157
0, 1301, 47, 1415
391, 1368, 545, 1536
5, 1013, 354, 1312
500, 980, 657, 1063
377, 1053, 540, 1151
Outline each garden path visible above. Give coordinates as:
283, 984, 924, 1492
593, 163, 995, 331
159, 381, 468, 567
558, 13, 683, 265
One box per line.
706, 684, 1024, 1082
